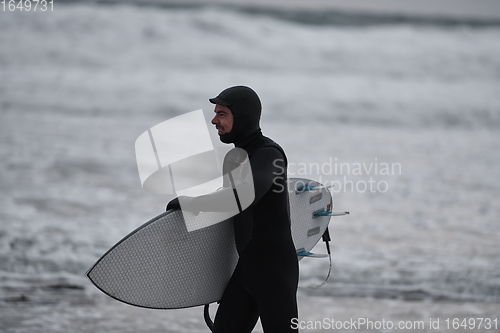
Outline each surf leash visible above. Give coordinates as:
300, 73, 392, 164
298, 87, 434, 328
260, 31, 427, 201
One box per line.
298, 227, 332, 289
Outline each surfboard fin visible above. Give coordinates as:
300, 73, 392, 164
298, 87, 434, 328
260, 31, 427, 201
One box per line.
296, 251, 329, 258
296, 184, 334, 192
298, 227, 332, 289
314, 211, 349, 217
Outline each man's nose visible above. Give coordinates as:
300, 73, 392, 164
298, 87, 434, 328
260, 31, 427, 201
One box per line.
211, 116, 217, 124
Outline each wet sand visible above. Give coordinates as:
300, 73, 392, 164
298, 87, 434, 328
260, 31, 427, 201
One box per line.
2, 287, 499, 332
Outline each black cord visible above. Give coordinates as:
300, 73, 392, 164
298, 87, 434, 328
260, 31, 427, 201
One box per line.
227, 172, 243, 213
322, 227, 331, 256
204, 304, 214, 331
298, 227, 332, 289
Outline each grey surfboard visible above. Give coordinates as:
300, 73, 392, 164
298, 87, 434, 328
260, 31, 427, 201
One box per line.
86, 178, 333, 309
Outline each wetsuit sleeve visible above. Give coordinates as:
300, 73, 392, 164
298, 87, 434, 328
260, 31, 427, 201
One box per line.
190, 186, 242, 213
178, 147, 285, 213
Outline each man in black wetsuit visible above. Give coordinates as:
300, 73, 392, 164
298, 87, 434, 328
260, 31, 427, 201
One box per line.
169, 86, 299, 332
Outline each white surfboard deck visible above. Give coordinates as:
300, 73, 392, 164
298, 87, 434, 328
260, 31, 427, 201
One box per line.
86, 178, 332, 309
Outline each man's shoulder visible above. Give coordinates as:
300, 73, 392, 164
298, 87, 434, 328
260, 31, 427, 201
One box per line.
260, 136, 282, 149
254, 136, 287, 163
258, 136, 282, 151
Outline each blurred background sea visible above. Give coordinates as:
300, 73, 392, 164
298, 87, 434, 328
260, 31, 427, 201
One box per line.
1, 0, 499, 332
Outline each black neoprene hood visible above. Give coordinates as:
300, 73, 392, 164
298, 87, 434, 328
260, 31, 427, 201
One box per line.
210, 86, 262, 145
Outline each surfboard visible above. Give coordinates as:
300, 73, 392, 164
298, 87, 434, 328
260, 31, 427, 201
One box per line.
86, 178, 334, 309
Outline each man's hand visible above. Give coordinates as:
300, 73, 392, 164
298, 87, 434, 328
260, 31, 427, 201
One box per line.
166, 197, 181, 211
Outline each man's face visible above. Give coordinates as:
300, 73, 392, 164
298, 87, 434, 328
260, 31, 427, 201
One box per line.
211, 105, 233, 136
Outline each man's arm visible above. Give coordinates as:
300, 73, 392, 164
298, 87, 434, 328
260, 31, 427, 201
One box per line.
167, 147, 285, 213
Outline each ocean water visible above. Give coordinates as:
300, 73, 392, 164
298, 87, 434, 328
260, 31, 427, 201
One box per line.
1, 2, 500, 332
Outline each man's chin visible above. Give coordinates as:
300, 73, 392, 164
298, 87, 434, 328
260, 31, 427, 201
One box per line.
219, 132, 233, 144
